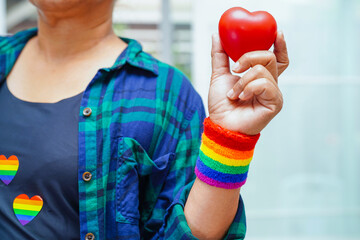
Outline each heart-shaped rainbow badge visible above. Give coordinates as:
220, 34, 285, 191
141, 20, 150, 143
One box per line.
13, 194, 43, 226
0, 155, 19, 185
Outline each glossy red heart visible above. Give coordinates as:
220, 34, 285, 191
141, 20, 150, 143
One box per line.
219, 7, 277, 62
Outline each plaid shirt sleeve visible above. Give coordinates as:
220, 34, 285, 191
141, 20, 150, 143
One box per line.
162, 109, 247, 240
142, 68, 247, 239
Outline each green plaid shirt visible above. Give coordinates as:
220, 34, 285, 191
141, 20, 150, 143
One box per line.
0, 28, 247, 239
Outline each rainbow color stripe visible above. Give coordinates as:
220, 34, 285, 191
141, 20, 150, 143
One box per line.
0, 155, 19, 185
13, 194, 43, 226
195, 118, 260, 189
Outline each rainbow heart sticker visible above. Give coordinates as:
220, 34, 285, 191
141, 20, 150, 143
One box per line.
0, 155, 19, 185
13, 194, 43, 226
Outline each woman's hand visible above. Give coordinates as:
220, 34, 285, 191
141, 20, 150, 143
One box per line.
208, 32, 289, 135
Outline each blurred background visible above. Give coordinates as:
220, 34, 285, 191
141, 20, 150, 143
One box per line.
1, 0, 359, 239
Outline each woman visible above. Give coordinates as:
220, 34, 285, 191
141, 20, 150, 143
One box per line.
0, 0, 289, 239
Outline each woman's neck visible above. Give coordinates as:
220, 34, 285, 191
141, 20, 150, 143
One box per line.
34, 1, 118, 61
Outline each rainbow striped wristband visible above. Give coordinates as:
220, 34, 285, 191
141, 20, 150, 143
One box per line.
195, 117, 260, 189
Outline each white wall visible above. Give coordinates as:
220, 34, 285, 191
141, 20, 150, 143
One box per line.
0, 1, 6, 34
192, 0, 360, 239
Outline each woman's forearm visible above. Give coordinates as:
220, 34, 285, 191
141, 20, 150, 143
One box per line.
184, 178, 240, 239
183, 117, 258, 239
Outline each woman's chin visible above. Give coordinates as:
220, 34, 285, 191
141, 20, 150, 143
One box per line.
29, 0, 103, 12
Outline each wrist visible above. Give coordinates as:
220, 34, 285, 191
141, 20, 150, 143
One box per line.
208, 115, 261, 135
195, 117, 260, 189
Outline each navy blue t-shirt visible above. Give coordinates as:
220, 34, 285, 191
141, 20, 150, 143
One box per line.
0, 81, 82, 239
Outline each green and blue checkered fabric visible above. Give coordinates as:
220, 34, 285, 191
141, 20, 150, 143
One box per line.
0, 28, 247, 239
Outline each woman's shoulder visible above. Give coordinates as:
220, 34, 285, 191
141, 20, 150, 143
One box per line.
0, 34, 12, 53
149, 55, 205, 121
0, 28, 37, 53
118, 39, 205, 121
120, 38, 202, 107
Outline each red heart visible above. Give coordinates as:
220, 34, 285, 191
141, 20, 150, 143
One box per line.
219, 7, 277, 62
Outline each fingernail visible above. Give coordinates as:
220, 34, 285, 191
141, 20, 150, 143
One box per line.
239, 91, 245, 100
278, 30, 285, 39
232, 62, 240, 72
227, 89, 235, 99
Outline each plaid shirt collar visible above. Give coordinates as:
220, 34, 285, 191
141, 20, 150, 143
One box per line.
0, 27, 158, 84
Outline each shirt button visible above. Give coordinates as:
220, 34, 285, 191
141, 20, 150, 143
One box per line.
83, 107, 92, 117
85, 233, 95, 240
82, 172, 92, 182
